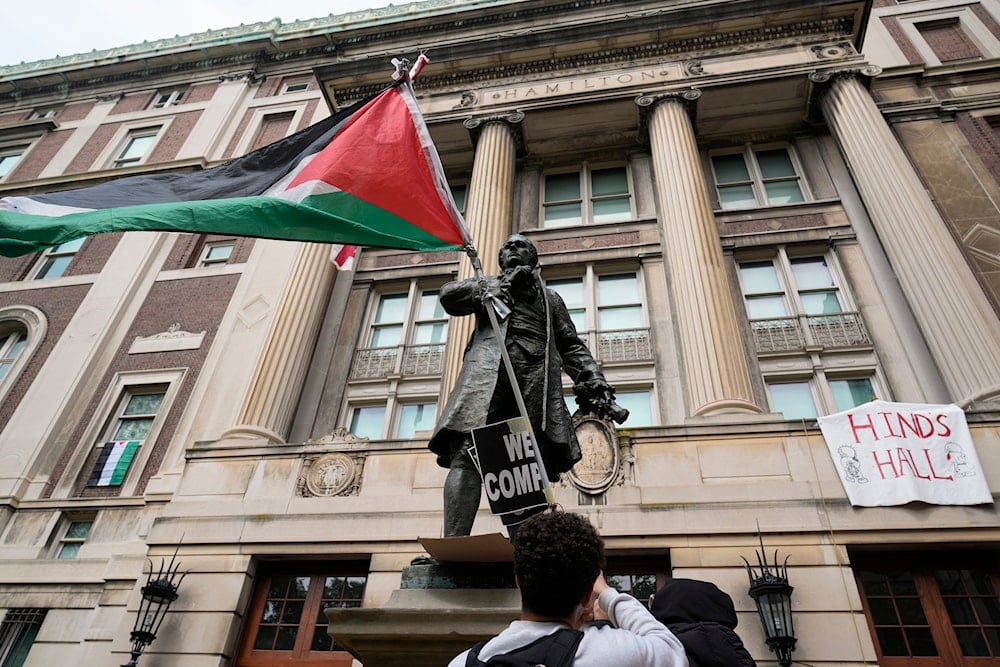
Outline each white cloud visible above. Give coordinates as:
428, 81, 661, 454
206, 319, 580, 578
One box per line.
4, 0, 396, 65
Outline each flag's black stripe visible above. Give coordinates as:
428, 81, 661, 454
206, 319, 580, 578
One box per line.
32, 90, 383, 210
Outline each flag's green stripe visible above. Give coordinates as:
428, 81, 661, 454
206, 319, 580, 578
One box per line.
0, 191, 463, 256
109, 441, 140, 485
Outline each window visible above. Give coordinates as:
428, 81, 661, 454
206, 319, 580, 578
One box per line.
767, 375, 877, 420
916, 18, 982, 62
767, 381, 818, 420
199, 241, 235, 267
546, 269, 650, 364
614, 390, 654, 427
0, 147, 25, 180
830, 377, 876, 412
351, 285, 448, 380
605, 554, 670, 606
0, 330, 27, 382
237, 562, 366, 667
567, 388, 655, 426
281, 80, 310, 94
542, 165, 632, 227
111, 128, 159, 168
737, 250, 869, 353
29, 108, 58, 120
396, 402, 436, 439
711, 146, 806, 210
741, 248, 882, 420
348, 405, 385, 440
52, 517, 94, 559
86, 386, 166, 487
854, 551, 1000, 665
150, 88, 186, 108
0, 307, 46, 407
0, 608, 46, 667
30, 237, 86, 280
348, 401, 438, 440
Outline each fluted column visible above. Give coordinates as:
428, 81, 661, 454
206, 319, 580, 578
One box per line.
638, 90, 761, 417
815, 68, 1000, 404
440, 113, 522, 402
222, 242, 338, 443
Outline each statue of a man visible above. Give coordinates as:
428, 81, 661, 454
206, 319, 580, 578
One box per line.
428, 234, 627, 536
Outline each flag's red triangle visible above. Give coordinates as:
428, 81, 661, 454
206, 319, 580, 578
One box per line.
290, 87, 464, 246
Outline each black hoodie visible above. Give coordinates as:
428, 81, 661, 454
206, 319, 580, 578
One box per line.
650, 578, 757, 667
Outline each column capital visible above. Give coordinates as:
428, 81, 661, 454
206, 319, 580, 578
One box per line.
635, 88, 702, 145
463, 110, 526, 154
808, 64, 882, 86
805, 64, 882, 123
634, 87, 702, 109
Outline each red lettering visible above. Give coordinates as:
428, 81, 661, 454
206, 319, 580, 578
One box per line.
924, 449, 954, 481
935, 413, 952, 437
897, 448, 931, 480
849, 412, 879, 444
879, 412, 902, 438
898, 412, 936, 438
872, 450, 899, 479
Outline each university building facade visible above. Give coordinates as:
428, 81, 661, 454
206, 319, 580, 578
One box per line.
0, 0, 998, 664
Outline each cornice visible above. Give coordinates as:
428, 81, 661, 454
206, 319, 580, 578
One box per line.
331, 16, 855, 104
2, 4, 857, 106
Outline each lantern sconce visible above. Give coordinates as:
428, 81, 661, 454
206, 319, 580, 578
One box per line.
742, 532, 796, 667
123, 547, 186, 667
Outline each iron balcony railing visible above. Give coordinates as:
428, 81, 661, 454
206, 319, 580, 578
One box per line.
350, 343, 446, 380
750, 312, 870, 354
591, 328, 653, 364
349, 327, 653, 380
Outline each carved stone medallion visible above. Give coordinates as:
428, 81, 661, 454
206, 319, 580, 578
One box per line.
302, 453, 359, 497
568, 416, 620, 494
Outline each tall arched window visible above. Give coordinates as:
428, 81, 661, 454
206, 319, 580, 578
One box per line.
0, 306, 47, 403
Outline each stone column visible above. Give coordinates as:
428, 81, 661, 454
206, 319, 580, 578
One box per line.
637, 90, 761, 417
814, 68, 1000, 404
221, 242, 338, 443
439, 113, 523, 402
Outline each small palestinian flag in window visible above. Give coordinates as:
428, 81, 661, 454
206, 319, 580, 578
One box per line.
87, 440, 141, 487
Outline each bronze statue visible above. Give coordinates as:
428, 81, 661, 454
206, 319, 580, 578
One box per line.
428, 234, 627, 536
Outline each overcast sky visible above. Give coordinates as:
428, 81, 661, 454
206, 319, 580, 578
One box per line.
3, 0, 400, 66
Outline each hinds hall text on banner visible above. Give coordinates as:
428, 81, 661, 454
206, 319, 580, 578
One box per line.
818, 400, 993, 507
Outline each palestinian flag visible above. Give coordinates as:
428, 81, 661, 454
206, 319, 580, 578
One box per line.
0, 80, 468, 263
87, 440, 141, 487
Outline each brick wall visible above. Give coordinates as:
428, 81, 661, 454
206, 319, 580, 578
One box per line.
44, 273, 240, 497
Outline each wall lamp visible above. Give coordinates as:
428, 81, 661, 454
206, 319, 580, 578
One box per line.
123, 549, 186, 667
742, 534, 796, 667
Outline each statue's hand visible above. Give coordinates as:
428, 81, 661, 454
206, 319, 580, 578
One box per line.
499, 265, 536, 301
574, 377, 630, 424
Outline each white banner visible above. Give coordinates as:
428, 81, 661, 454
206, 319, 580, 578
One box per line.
818, 401, 993, 507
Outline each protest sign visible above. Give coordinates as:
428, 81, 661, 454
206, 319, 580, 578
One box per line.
469, 417, 549, 524
818, 400, 992, 506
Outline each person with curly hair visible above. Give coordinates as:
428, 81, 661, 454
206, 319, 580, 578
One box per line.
449, 510, 688, 666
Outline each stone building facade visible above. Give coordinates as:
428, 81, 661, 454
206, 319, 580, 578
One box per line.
0, 0, 998, 665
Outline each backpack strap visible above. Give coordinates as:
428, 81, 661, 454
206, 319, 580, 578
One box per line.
465, 639, 489, 667
464, 628, 583, 667
541, 628, 584, 667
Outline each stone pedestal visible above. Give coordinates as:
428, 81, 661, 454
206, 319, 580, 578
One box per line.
326, 561, 519, 666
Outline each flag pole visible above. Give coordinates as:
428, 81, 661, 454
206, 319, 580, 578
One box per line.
397, 55, 556, 508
